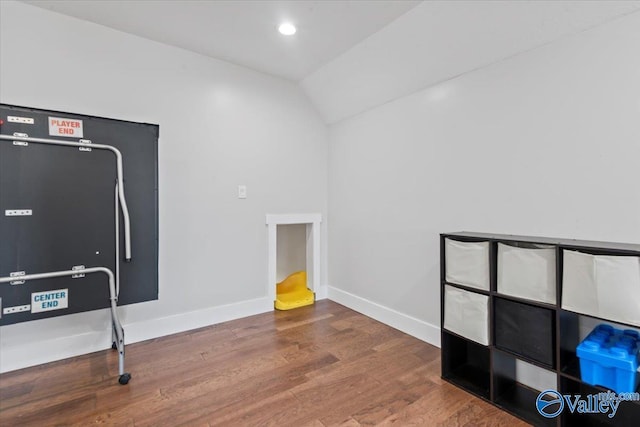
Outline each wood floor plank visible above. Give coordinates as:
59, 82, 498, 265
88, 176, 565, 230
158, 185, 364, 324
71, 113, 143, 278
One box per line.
347, 382, 432, 426
207, 390, 302, 427
276, 312, 335, 331
299, 419, 327, 427
334, 418, 362, 427
157, 352, 338, 426
1, 394, 97, 426
0, 300, 529, 426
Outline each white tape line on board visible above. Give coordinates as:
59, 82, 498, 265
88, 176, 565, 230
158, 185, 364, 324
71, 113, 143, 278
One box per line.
8, 116, 35, 124
3, 304, 30, 315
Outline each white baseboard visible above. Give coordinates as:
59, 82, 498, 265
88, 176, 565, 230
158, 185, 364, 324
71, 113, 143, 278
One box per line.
1, 325, 114, 374
125, 296, 273, 343
327, 286, 441, 347
314, 285, 328, 300
0, 296, 273, 373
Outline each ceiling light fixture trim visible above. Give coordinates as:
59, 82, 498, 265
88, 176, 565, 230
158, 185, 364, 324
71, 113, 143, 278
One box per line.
278, 22, 297, 36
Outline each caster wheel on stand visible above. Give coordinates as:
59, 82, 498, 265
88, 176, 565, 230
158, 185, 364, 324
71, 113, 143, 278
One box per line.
118, 373, 131, 385
112, 342, 117, 350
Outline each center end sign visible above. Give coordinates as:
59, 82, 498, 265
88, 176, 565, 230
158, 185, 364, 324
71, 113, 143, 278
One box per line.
31, 289, 69, 313
48, 117, 83, 138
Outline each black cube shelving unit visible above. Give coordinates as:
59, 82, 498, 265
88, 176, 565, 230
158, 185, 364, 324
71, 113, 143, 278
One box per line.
441, 232, 640, 427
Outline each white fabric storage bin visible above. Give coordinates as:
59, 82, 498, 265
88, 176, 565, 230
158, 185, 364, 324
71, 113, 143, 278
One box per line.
445, 239, 490, 291
497, 243, 556, 304
444, 285, 489, 345
562, 250, 640, 327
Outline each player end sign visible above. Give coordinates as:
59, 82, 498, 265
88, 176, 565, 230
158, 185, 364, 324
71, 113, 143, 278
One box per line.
48, 117, 83, 138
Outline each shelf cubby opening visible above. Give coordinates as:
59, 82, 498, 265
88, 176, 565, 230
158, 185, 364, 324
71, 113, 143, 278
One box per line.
561, 248, 640, 329
444, 238, 491, 291
492, 349, 557, 426
497, 241, 557, 305
560, 377, 640, 426
444, 285, 490, 345
560, 311, 640, 389
494, 291, 557, 311
494, 296, 556, 368
442, 281, 491, 296
441, 331, 490, 400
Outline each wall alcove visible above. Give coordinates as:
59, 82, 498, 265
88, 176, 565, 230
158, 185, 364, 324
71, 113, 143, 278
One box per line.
266, 213, 321, 307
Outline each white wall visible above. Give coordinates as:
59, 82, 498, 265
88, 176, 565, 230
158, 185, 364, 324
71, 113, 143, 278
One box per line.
328, 11, 640, 346
0, 1, 328, 372
276, 224, 307, 282
301, 1, 640, 124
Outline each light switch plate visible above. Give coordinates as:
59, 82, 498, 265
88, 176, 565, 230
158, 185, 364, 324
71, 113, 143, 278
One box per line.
238, 185, 247, 199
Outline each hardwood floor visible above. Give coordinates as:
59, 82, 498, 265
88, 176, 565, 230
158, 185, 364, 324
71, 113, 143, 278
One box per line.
0, 300, 528, 426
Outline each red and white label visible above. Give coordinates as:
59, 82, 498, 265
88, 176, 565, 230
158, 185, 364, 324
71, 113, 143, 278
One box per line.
48, 117, 83, 138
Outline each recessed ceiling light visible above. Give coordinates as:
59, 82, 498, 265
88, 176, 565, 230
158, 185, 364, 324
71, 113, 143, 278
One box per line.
278, 22, 296, 36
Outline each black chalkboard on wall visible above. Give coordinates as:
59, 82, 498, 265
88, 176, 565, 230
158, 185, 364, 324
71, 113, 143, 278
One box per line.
0, 104, 158, 326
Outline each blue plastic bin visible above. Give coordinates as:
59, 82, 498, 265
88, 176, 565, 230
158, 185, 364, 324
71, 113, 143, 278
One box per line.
577, 324, 640, 394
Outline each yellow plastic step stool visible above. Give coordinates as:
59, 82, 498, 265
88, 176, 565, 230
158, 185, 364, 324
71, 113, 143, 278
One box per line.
275, 271, 314, 310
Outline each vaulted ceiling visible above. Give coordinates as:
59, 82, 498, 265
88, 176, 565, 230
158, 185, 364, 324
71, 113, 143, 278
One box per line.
22, 0, 640, 123
22, 0, 421, 81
